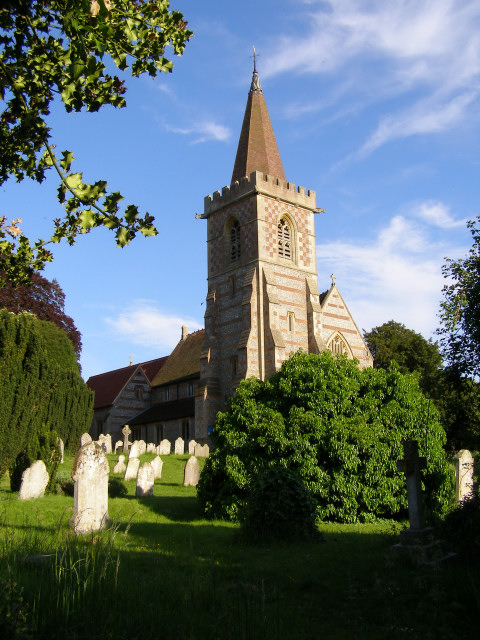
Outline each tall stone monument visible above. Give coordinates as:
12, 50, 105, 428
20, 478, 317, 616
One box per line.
70, 442, 110, 535
122, 425, 131, 454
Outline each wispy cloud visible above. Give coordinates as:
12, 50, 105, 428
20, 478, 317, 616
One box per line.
105, 301, 202, 350
165, 120, 231, 144
316, 202, 470, 337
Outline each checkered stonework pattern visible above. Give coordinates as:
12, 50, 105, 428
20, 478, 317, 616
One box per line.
208, 199, 256, 277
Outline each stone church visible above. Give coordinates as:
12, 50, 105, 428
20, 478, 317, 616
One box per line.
87, 62, 373, 446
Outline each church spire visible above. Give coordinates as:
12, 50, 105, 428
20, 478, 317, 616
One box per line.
231, 51, 286, 184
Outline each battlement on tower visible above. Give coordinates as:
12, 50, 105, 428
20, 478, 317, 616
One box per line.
203, 171, 317, 215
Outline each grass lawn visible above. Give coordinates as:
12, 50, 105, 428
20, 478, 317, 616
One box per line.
1, 453, 478, 639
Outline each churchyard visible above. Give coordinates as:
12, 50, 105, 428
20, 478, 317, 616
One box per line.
0, 448, 479, 640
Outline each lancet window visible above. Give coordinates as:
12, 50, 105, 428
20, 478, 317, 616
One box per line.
278, 217, 292, 260
230, 220, 241, 262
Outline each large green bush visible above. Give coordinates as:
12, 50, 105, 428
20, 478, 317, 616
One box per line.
0, 310, 93, 480
197, 351, 454, 524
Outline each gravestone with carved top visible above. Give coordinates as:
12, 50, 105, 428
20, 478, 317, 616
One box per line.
122, 425, 131, 453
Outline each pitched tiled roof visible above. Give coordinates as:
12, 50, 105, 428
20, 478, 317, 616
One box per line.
87, 356, 168, 410
128, 398, 195, 426
231, 68, 286, 184
151, 330, 204, 387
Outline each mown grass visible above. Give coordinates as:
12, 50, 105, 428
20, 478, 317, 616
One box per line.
0, 453, 478, 640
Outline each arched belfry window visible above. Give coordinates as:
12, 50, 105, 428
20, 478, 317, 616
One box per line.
327, 333, 352, 358
278, 217, 292, 260
230, 220, 241, 262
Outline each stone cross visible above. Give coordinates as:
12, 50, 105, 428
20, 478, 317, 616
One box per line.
122, 425, 131, 453
397, 440, 427, 531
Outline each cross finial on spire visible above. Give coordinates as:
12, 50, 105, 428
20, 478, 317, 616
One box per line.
252, 45, 258, 73
249, 47, 263, 94
331, 273, 336, 286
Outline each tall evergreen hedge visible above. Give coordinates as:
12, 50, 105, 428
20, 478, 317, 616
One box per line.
0, 310, 93, 480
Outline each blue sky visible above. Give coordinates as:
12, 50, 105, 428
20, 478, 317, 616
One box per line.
2, 0, 479, 380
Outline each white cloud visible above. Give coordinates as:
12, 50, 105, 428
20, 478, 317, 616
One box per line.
316, 204, 470, 337
165, 120, 231, 144
105, 301, 203, 350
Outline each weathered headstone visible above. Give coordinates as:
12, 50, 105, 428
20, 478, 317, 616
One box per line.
98, 433, 112, 454
129, 441, 140, 459
124, 456, 140, 482
159, 439, 171, 455
147, 442, 157, 454
454, 449, 474, 504
57, 437, 64, 464
194, 443, 209, 458
113, 455, 126, 475
18, 460, 49, 500
114, 440, 123, 454
80, 432, 92, 447
188, 439, 197, 455
150, 455, 163, 479
175, 437, 184, 455
122, 425, 131, 453
70, 442, 110, 535
136, 462, 155, 497
183, 456, 200, 487
138, 440, 147, 455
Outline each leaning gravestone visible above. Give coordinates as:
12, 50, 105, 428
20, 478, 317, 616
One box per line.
136, 462, 155, 497
175, 437, 184, 455
454, 449, 474, 504
129, 441, 140, 459
122, 425, 131, 453
159, 439, 171, 455
184, 456, 200, 487
150, 456, 163, 479
188, 439, 197, 455
70, 442, 110, 535
80, 432, 92, 447
18, 460, 49, 500
124, 457, 140, 482
113, 455, 126, 475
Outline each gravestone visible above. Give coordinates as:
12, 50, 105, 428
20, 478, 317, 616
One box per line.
136, 462, 155, 497
188, 439, 197, 455
80, 432, 92, 447
159, 439, 171, 455
58, 438, 64, 463
129, 441, 140, 459
151, 456, 163, 479
113, 455, 126, 475
454, 449, 474, 504
184, 456, 200, 486
194, 443, 209, 458
114, 440, 123, 454
122, 425, 131, 453
124, 456, 140, 482
138, 440, 147, 455
98, 433, 112, 454
70, 442, 110, 535
147, 443, 157, 454
18, 460, 49, 500
175, 437, 184, 455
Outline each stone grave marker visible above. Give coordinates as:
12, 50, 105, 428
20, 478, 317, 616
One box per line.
122, 425, 131, 453
58, 438, 64, 464
454, 449, 474, 504
129, 441, 140, 459
98, 433, 112, 454
113, 455, 126, 475
124, 456, 140, 482
188, 439, 197, 455
138, 440, 147, 455
136, 462, 155, 497
194, 443, 209, 458
184, 456, 200, 486
159, 439, 171, 455
175, 437, 184, 455
80, 432, 92, 447
151, 456, 163, 479
18, 460, 49, 500
70, 442, 110, 535
147, 443, 157, 454
114, 440, 123, 454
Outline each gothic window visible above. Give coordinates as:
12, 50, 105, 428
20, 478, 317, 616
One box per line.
230, 220, 241, 262
231, 355, 238, 378
328, 333, 350, 357
134, 385, 143, 401
288, 311, 295, 333
278, 217, 292, 260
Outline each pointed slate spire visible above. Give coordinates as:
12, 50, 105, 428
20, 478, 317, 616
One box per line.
231, 51, 286, 184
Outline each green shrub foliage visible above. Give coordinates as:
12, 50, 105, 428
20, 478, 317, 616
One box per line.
197, 351, 453, 524
0, 310, 93, 480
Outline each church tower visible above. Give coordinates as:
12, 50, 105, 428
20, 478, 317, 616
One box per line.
195, 61, 372, 439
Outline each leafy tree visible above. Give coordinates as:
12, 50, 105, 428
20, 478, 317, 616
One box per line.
363, 320, 442, 394
0, 310, 93, 481
438, 216, 480, 379
0, 272, 82, 358
0, 0, 192, 284
198, 351, 453, 524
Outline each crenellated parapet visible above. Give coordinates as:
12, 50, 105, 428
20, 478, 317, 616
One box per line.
203, 170, 318, 216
